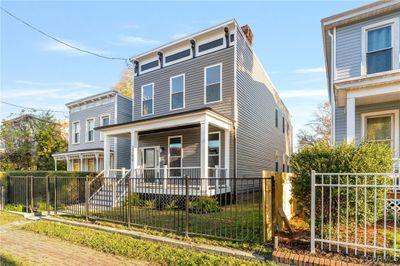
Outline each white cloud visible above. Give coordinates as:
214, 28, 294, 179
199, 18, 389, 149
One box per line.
43, 40, 107, 56
171, 33, 188, 40
294, 67, 325, 74
280, 89, 326, 99
117, 35, 160, 45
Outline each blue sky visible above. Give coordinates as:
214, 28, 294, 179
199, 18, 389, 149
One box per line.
0, 0, 372, 147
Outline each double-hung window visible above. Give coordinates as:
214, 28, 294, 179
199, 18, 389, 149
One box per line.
363, 19, 398, 75
72, 121, 80, 144
168, 136, 182, 177
86, 119, 94, 142
100, 115, 110, 141
170, 74, 185, 110
142, 83, 154, 116
205, 64, 222, 103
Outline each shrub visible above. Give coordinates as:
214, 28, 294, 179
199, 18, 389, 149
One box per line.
4, 203, 25, 212
6, 170, 97, 177
36, 200, 53, 212
165, 199, 178, 210
123, 193, 142, 207
290, 141, 393, 225
189, 196, 221, 214
143, 200, 156, 209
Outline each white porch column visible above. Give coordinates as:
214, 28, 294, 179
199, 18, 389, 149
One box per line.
200, 120, 209, 194
66, 156, 70, 171
79, 155, 83, 172
346, 96, 356, 143
104, 135, 111, 176
224, 129, 230, 184
131, 130, 139, 173
95, 153, 99, 172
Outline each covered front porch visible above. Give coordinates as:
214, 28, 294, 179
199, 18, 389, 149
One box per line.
97, 109, 234, 195
52, 149, 113, 172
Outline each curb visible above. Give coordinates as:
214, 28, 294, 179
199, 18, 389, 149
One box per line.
41, 216, 265, 261
272, 250, 362, 266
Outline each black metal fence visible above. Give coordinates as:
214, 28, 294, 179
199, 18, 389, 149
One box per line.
4, 175, 276, 243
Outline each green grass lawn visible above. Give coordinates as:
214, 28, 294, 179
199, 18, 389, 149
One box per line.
0, 212, 24, 226
23, 220, 273, 266
0, 251, 31, 266
89, 202, 263, 243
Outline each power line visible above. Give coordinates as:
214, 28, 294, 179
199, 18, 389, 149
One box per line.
0, 100, 67, 114
1, 7, 129, 62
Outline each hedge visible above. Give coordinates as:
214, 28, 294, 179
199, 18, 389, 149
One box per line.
290, 141, 393, 225
6, 171, 97, 177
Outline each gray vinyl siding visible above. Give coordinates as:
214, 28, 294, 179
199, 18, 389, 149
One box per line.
69, 100, 116, 152
335, 101, 400, 149
137, 125, 234, 177
236, 29, 292, 181
133, 47, 235, 121
335, 11, 400, 80
116, 95, 133, 123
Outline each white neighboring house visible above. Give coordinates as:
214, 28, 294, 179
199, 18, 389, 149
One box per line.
52, 90, 132, 172
322, 0, 400, 161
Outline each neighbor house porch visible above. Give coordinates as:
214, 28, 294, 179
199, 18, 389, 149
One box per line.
97, 108, 234, 195
52, 149, 113, 172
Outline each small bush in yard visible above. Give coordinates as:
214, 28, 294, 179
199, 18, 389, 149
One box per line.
143, 199, 156, 209
123, 193, 142, 207
290, 141, 393, 225
165, 199, 178, 210
189, 196, 221, 213
4, 203, 25, 212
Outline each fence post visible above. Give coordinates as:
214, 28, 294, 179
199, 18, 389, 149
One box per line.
25, 176, 29, 213
185, 175, 189, 238
271, 174, 276, 239
30, 176, 34, 213
0, 186, 4, 211
310, 170, 316, 254
54, 176, 57, 216
127, 175, 131, 228
46, 176, 50, 215
112, 177, 116, 208
163, 165, 167, 191
85, 175, 89, 221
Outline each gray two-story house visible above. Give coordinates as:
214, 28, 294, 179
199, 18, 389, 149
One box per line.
322, 0, 400, 160
52, 90, 132, 171
96, 19, 292, 196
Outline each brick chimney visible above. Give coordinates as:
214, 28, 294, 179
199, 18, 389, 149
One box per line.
241, 25, 253, 46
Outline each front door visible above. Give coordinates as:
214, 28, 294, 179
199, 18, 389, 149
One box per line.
140, 147, 160, 182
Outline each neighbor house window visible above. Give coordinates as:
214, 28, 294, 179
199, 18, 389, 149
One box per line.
208, 132, 220, 177
86, 119, 94, 142
282, 117, 285, 133
365, 115, 393, 146
367, 25, 392, 74
170, 74, 185, 110
275, 109, 278, 128
100, 115, 110, 141
168, 136, 182, 177
72, 121, 80, 144
205, 64, 222, 103
142, 83, 154, 116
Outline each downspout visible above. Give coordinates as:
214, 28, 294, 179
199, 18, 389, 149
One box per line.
328, 29, 336, 144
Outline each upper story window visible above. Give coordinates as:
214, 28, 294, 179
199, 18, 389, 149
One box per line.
282, 117, 285, 133
275, 109, 278, 128
362, 18, 399, 75
86, 118, 95, 142
170, 74, 185, 110
165, 49, 191, 64
72, 121, 80, 144
204, 64, 222, 104
100, 115, 110, 141
142, 83, 154, 116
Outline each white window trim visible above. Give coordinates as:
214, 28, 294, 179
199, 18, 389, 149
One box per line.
139, 146, 160, 169
164, 47, 192, 67
361, 109, 399, 157
141, 83, 154, 117
208, 131, 221, 168
168, 135, 183, 170
85, 118, 95, 143
72, 121, 80, 145
170, 74, 185, 111
361, 17, 399, 76
204, 63, 222, 104
139, 57, 160, 75
100, 114, 111, 141
197, 35, 226, 57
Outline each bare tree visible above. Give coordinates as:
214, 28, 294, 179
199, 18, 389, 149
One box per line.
297, 101, 331, 147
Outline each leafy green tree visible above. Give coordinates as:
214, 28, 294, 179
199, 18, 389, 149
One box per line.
0, 111, 67, 171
